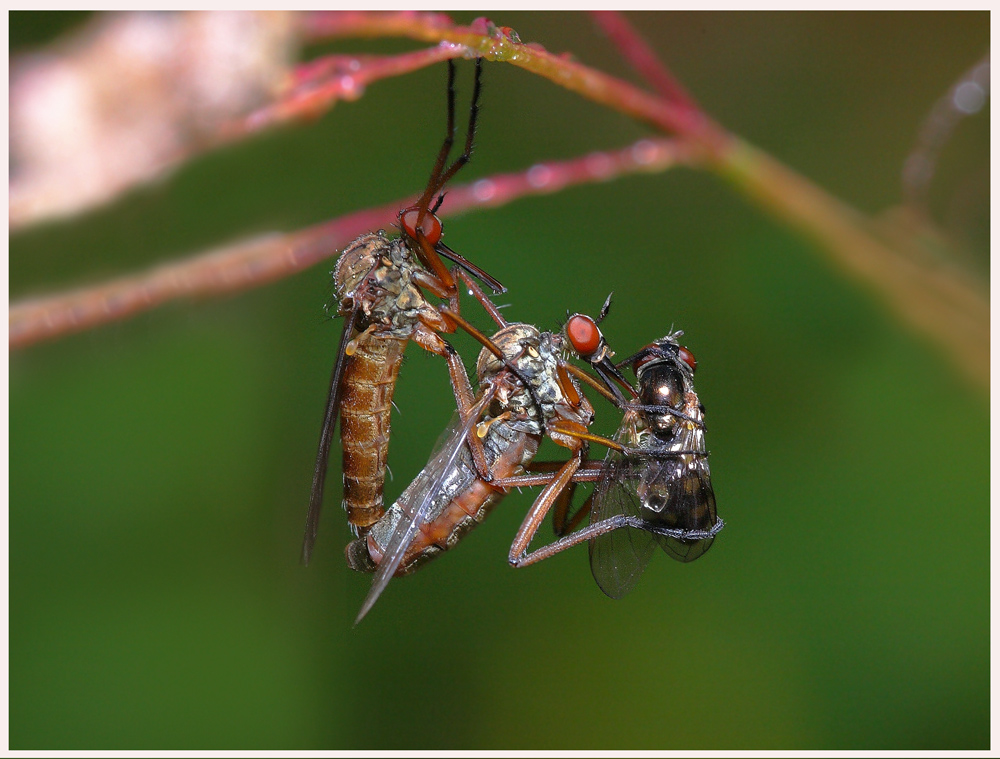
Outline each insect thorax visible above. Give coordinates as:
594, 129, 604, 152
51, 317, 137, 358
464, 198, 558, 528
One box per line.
333, 231, 438, 338
476, 325, 589, 435
637, 357, 702, 440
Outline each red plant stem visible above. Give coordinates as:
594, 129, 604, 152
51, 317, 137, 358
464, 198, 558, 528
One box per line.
235, 45, 462, 135
9, 137, 692, 350
301, 11, 727, 152
589, 11, 699, 114
12, 12, 723, 230
10, 11, 987, 389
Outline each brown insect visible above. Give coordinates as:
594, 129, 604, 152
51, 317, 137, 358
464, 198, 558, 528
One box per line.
301, 58, 514, 564
346, 292, 626, 622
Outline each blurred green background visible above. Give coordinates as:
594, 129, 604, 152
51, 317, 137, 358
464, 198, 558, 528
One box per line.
9, 11, 989, 750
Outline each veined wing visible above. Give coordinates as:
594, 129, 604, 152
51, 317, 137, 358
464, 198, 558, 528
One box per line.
588, 425, 656, 600
301, 307, 360, 565
354, 385, 497, 624
641, 421, 722, 563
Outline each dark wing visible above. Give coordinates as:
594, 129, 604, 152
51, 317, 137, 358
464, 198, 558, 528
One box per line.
588, 442, 656, 600
354, 385, 497, 624
301, 307, 359, 565
641, 422, 722, 563
644, 453, 720, 563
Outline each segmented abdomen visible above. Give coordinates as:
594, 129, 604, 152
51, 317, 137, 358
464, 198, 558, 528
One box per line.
339, 335, 406, 535
348, 419, 541, 575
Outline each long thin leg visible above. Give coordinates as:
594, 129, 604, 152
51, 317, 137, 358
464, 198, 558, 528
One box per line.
557, 491, 594, 536
563, 363, 623, 407
414, 59, 458, 220
512, 511, 719, 569
508, 453, 582, 567
550, 476, 579, 536
412, 234, 458, 299
494, 462, 601, 536
437, 306, 544, 421
439, 245, 507, 295
455, 268, 507, 328
410, 274, 508, 364
411, 269, 452, 300
548, 424, 625, 453
440, 307, 509, 362
432, 58, 483, 193
492, 466, 602, 489
493, 458, 591, 536
412, 324, 492, 480
509, 514, 634, 568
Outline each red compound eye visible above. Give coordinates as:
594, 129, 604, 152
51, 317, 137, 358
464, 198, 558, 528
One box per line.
400, 207, 443, 245
633, 345, 659, 372
566, 314, 601, 357
678, 345, 697, 372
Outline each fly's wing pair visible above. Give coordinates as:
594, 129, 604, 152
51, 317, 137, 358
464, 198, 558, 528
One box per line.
354, 385, 498, 624
637, 449, 721, 564
587, 422, 723, 599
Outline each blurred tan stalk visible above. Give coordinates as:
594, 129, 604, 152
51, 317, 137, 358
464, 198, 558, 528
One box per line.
10, 11, 298, 228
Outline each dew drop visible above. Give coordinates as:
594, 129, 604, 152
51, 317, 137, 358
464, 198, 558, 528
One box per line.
527, 164, 553, 188
953, 81, 985, 114
473, 179, 496, 202
339, 75, 364, 100
632, 139, 662, 166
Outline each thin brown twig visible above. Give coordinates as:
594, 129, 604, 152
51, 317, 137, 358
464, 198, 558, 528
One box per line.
9, 137, 693, 350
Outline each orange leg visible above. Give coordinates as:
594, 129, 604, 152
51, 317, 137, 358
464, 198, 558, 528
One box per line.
506, 512, 635, 568
501, 453, 639, 569
506, 452, 583, 568
497, 460, 602, 537
454, 268, 507, 328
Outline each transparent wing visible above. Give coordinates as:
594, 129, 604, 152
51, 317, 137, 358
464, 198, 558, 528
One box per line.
641, 424, 722, 564
645, 454, 719, 563
301, 307, 359, 565
588, 440, 656, 600
354, 385, 497, 624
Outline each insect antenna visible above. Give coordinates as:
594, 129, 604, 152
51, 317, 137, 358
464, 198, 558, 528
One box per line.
597, 292, 613, 323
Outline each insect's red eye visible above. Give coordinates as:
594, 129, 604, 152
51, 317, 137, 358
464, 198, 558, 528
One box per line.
678, 346, 697, 372
565, 314, 601, 357
632, 343, 660, 372
400, 207, 442, 245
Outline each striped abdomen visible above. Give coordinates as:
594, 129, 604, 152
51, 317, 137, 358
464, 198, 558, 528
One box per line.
339, 335, 406, 535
